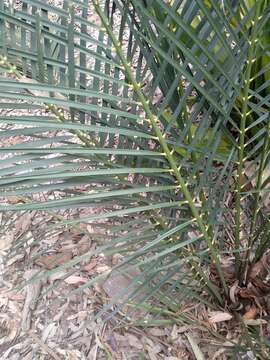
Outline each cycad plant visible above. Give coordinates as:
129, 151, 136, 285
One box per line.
0, 0, 270, 357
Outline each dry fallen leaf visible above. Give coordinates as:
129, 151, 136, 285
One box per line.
249, 252, 270, 280
148, 328, 167, 337
35, 251, 72, 270
229, 281, 239, 304
244, 319, 267, 326
5, 291, 24, 301
243, 306, 258, 320
15, 213, 33, 235
241, 251, 270, 298
6, 253, 25, 266
82, 258, 98, 272
126, 334, 143, 349
209, 311, 233, 324
7, 196, 26, 204
75, 236, 91, 256
0, 318, 18, 344
0, 232, 14, 251
64, 275, 88, 284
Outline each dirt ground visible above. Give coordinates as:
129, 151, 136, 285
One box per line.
0, 207, 200, 359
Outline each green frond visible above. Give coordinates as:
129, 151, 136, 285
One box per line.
1, 2, 270, 356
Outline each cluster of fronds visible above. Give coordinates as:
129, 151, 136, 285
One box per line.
0, 0, 270, 357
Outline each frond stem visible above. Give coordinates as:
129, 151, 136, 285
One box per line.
234, 1, 263, 279
93, 0, 227, 301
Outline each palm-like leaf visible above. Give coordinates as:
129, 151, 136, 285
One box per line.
0, 2, 270, 354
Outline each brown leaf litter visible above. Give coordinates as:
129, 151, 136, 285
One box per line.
0, 208, 201, 359
35, 252, 73, 270
209, 250, 270, 347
